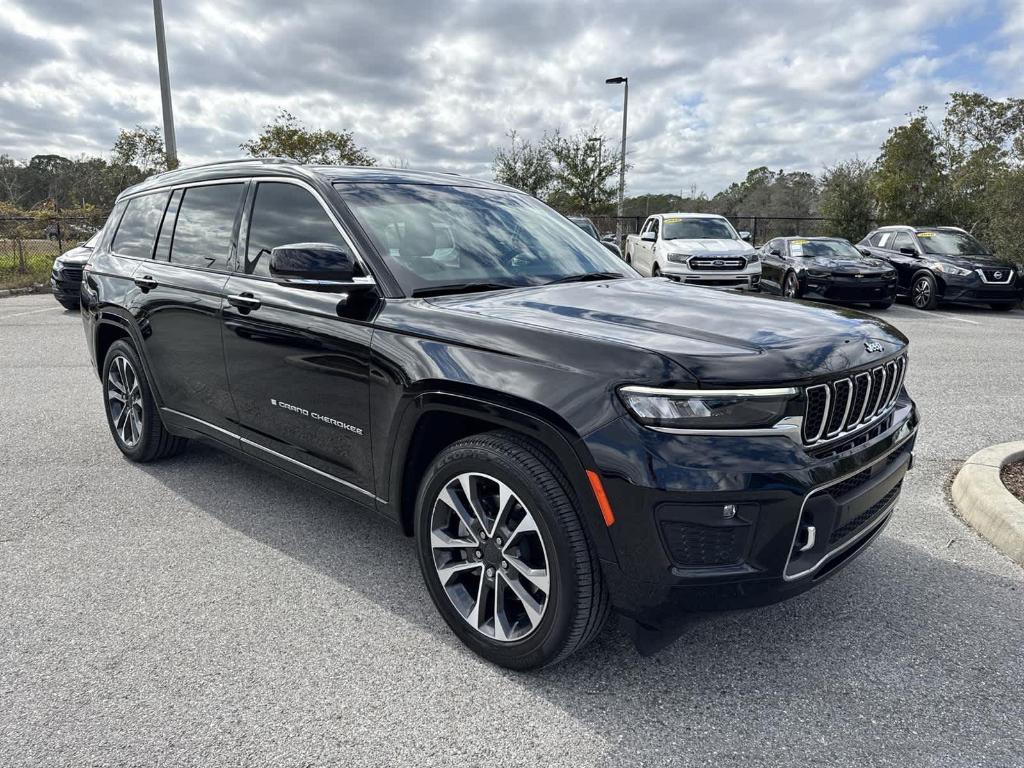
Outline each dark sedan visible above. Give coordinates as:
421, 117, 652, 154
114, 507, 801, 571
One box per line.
759, 236, 897, 308
51, 231, 99, 310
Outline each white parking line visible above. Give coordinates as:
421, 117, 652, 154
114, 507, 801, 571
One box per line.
934, 313, 982, 325
0, 306, 60, 320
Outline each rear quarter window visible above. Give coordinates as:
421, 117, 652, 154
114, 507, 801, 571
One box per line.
111, 192, 169, 259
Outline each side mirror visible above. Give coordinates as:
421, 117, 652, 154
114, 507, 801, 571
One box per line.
640, 231, 657, 242
269, 242, 356, 286
769, 248, 782, 256
858, 247, 872, 257
739, 231, 752, 243
899, 247, 918, 256
601, 234, 616, 243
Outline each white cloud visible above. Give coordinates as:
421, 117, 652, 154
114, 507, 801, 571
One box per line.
0, 0, 1016, 194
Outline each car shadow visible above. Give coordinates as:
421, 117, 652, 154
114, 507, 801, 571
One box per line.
136, 442, 1024, 764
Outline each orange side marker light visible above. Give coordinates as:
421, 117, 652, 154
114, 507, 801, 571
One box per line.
586, 470, 616, 527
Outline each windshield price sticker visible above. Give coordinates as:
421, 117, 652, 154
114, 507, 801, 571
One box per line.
664, 217, 682, 224
918, 232, 934, 237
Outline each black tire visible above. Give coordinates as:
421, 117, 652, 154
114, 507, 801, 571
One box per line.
989, 302, 1017, 312
624, 253, 632, 265
57, 298, 79, 311
911, 271, 939, 310
652, 263, 661, 277
783, 271, 800, 298
102, 339, 187, 462
869, 299, 894, 309
414, 431, 609, 670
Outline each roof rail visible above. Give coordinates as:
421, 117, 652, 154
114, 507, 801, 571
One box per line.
152, 156, 297, 178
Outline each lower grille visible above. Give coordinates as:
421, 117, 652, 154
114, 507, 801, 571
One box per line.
828, 481, 902, 546
661, 522, 742, 567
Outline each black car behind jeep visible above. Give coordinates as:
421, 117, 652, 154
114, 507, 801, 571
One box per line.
51, 231, 100, 309
759, 236, 897, 308
81, 159, 918, 669
859, 225, 1021, 310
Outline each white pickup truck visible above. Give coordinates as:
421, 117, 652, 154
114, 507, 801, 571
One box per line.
624, 213, 761, 290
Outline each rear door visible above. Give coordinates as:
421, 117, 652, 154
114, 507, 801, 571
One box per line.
760, 238, 785, 291
221, 179, 376, 499
886, 231, 922, 291
131, 181, 246, 431
635, 217, 655, 274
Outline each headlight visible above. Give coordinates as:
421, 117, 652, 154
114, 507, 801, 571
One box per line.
54, 257, 65, 268
618, 386, 798, 430
806, 269, 831, 278
933, 263, 971, 277
747, 252, 759, 263
666, 253, 690, 264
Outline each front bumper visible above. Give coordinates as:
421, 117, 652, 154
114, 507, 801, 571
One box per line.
936, 271, 1022, 305
660, 257, 761, 290
51, 267, 84, 301
584, 395, 917, 628
802, 274, 897, 304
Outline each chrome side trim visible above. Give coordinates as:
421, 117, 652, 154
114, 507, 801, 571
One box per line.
162, 408, 382, 501
781, 426, 915, 582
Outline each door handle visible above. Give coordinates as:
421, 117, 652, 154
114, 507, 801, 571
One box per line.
227, 293, 262, 312
134, 275, 158, 292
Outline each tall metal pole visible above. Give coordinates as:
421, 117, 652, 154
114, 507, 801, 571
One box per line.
153, 0, 178, 170
606, 76, 628, 243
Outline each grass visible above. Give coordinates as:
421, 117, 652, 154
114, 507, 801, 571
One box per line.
0, 239, 61, 290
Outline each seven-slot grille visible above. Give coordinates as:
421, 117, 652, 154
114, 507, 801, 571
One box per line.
688, 255, 746, 271
801, 355, 907, 445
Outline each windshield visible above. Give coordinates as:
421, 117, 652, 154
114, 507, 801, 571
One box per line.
335, 183, 633, 295
791, 239, 862, 259
916, 230, 990, 256
570, 218, 600, 240
85, 231, 101, 248
662, 217, 738, 241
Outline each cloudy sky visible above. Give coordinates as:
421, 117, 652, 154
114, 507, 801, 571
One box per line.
1, 0, 1022, 194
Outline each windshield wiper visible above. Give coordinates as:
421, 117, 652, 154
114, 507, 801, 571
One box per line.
546, 271, 626, 285
411, 281, 518, 298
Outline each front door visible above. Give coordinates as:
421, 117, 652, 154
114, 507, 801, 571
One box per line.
221, 179, 376, 497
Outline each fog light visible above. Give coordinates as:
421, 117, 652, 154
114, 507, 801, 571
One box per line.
722, 504, 736, 519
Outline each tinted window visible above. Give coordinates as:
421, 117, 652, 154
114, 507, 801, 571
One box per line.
168, 184, 244, 269
892, 232, 915, 252
662, 217, 738, 240
916, 229, 990, 256
245, 182, 350, 276
153, 189, 183, 262
112, 192, 168, 258
868, 231, 884, 246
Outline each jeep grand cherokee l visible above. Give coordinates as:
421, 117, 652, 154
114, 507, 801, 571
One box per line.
859, 225, 1021, 311
81, 160, 918, 669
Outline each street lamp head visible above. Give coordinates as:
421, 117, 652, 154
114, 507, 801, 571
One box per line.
605, 76, 627, 84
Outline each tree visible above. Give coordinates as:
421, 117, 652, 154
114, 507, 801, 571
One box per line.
492, 130, 555, 198
820, 159, 875, 242
240, 109, 376, 165
112, 126, 168, 174
545, 128, 620, 213
982, 168, 1024, 268
0, 154, 25, 205
871, 113, 947, 224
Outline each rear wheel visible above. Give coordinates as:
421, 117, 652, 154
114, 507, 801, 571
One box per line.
415, 431, 609, 669
911, 272, 939, 310
652, 263, 661, 277
102, 340, 187, 462
783, 271, 800, 298
990, 302, 1017, 312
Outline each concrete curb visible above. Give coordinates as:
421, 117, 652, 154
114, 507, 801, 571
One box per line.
952, 441, 1024, 567
0, 284, 51, 298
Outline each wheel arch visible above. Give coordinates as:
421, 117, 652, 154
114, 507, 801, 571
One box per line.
93, 310, 167, 407
386, 390, 618, 564
911, 267, 944, 296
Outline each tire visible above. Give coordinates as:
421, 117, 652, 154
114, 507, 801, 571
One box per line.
989, 302, 1017, 312
869, 299, 894, 309
414, 431, 609, 670
652, 263, 661, 277
58, 298, 79, 311
783, 271, 800, 298
102, 339, 187, 462
911, 272, 939, 310
624, 253, 632, 265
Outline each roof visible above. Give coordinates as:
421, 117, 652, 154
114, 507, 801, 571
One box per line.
118, 158, 516, 200
873, 224, 967, 233
779, 236, 849, 242
653, 212, 727, 219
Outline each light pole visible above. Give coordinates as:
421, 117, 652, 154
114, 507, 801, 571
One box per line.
153, 0, 178, 170
605, 76, 628, 244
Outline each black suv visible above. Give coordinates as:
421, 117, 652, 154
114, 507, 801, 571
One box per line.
51, 231, 100, 309
82, 160, 918, 669
859, 225, 1021, 311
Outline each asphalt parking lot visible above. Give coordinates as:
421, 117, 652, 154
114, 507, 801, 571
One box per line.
1, 293, 1022, 767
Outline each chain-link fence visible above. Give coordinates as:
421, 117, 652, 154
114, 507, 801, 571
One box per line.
0, 215, 108, 291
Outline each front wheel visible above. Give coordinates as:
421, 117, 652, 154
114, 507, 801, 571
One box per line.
652, 263, 661, 277
415, 432, 609, 670
783, 271, 800, 298
911, 272, 939, 310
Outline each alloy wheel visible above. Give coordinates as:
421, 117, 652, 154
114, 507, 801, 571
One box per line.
913, 277, 932, 308
429, 472, 550, 642
784, 274, 798, 297
107, 355, 144, 447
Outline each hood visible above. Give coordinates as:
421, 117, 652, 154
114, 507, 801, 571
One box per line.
802, 256, 893, 275
54, 244, 94, 265
662, 238, 754, 256
428, 278, 907, 387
